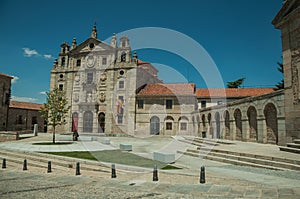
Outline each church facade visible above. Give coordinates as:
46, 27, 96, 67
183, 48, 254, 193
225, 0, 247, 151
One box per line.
50, 25, 198, 136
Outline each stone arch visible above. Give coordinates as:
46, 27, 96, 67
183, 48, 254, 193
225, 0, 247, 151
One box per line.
247, 106, 257, 141
98, 112, 105, 133
201, 114, 206, 128
179, 116, 189, 132
234, 109, 242, 141
264, 103, 278, 144
215, 112, 221, 139
83, 111, 93, 133
150, 116, 160, 135
208, 113, 213, 137
223, 110, 230, 139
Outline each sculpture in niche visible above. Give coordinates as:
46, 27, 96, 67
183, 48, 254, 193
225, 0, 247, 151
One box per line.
99, 92, 106, 102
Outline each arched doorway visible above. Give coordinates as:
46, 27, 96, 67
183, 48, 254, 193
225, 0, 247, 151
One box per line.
72, 112, 78, 132
224, 110, 230, 139
215, 112, 221, 139
264, 103, 278, 144
150, 116, 160, 135
234, 109, 242, 141
98, 112, 105, 133
83, 111, 93, 133
247, 106, 258, 141
208, 113, 213, 137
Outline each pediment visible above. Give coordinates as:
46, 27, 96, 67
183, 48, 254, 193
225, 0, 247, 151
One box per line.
70, 37, 116, 55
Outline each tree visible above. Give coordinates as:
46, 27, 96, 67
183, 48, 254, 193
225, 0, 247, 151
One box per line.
40, 88, 70, 143
227, 78, 245, 88
275, 62, 284, 90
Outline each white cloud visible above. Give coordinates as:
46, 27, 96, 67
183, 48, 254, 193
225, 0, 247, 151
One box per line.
8, 75, 19, 84
39, 91, 47, 95
22, 47, 53, 60
11, 96, 37, 103
43, 54, 53, 59
23, 47, 39, 57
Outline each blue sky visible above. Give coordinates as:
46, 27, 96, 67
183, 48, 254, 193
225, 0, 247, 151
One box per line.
0, 0, 283, 104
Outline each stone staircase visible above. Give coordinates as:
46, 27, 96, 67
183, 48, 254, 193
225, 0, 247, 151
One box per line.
280, 139, 300, 154
178, 137, 300, 171
0, 149, 111, 173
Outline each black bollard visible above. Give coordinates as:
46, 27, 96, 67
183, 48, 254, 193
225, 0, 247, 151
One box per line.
47, 161, 52, 173
23, 159, 27, 171
75, 162, 80, 175
200, 166, 205, 184
2, 158, 6, 169
111, 164, 116, 178
153, 165, 158, 181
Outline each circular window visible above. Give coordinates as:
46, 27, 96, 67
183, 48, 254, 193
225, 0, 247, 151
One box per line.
119, 70, 124, 76
89, 43, 95, 49
59, 74, 64, 78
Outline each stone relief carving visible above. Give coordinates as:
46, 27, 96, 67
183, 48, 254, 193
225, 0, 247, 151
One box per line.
100, 72, 107, 81
291, 49, 300, 104
99, 92, 106, 102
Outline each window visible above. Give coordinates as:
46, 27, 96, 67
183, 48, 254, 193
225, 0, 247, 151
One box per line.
180, 122, 187, 131
32, 116, 37, 125
137, 100, 144, 109
201, 101, 206, 108
217, 101, 223, 105
119, 80, 124, 89
102, 57, 107, 65
61, 57, 66, 66
122, 41, 126, 47
121, 52, 126, 62
166, 100, 173, 109
76, 59, 81, 67
117, 115, 123, 124
16, 115, 23, 124
166, 122, 172, 130
59, 84, 63, 91
87, 73, 93, 84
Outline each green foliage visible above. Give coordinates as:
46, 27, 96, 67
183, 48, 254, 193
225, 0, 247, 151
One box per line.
227, 77, 245, 88
275, 62, 284, 90
39, 88, 70, 143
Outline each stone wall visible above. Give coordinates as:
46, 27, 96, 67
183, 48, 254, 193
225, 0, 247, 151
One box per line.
7, 108, 45, 132
273, 0, 300, 142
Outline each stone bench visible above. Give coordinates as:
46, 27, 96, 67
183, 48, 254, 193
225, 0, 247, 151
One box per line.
153, 152, 175, 163
78, 136, 93, 141
57, 135, 73, 141
101, 138, 111, 145
120, 144, 132, 151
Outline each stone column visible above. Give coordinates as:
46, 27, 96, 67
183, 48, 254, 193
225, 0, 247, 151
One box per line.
256, 116, 265, 143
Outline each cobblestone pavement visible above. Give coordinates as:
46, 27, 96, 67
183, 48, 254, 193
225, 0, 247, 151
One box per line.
1, 162, 300, 198
0, 133, 300, 198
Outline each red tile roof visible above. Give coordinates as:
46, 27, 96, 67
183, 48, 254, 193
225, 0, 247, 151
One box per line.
0, 72, 13, 79
9, 101, 44, 110
196, 88, 274, 98
137, 60, 150, 65
137, 83, 196, 96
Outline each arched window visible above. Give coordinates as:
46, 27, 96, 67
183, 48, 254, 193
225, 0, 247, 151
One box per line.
61, 57, 66, 66
121, 52, 126, 62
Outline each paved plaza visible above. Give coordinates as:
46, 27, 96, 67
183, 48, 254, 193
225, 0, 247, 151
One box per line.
0, 133, 300, 198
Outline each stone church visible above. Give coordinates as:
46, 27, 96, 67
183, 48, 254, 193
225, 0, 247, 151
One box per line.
50, 25, 198, 136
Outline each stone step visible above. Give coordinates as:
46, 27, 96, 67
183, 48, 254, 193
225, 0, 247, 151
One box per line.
287, 143, 300, 149
280, 146, 300, 154
177, 150, 283, 170
184, 137, 219, 146
186, 149, 300, 171
195, 147, 300, 165
294, 139, 300, 144
0, 149, 110, 173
